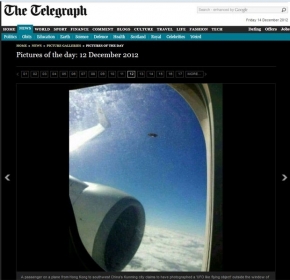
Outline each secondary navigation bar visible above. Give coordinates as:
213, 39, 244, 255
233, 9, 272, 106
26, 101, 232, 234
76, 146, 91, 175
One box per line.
2, 33, 290, 41
2, 25, 290, 41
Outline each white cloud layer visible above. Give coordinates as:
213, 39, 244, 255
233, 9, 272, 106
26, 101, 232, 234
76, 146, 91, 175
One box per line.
123, 225, 204, 272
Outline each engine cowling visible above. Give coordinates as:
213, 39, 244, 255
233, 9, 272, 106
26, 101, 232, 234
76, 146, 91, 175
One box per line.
69, 175, 145, 271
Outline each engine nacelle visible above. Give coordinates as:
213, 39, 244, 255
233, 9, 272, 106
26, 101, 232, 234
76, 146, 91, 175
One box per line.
69, 176, 145, 271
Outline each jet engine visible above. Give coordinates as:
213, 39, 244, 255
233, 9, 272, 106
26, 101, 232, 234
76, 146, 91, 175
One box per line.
69, 175, 145, 271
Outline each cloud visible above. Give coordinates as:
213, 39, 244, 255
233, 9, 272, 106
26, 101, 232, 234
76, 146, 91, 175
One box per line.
123, 226, 204, 272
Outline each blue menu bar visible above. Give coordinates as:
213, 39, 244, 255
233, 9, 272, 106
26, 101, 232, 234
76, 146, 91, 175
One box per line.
1, 24, 290, 40
2, 32, 290, 40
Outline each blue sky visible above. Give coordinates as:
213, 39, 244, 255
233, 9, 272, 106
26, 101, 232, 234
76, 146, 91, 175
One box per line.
69, 84, 206, 237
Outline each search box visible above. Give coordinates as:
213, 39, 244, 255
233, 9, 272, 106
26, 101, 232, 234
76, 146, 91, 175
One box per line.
197, 6, 288, 13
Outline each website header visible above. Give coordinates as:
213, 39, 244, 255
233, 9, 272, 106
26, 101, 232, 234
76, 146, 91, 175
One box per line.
1, 2, 290, 26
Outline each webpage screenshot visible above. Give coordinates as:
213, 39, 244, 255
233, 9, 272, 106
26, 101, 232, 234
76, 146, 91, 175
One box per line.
0, 1, 288, 280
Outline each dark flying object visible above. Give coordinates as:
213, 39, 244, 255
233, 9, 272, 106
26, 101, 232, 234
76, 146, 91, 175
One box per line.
148, 133, 158, 137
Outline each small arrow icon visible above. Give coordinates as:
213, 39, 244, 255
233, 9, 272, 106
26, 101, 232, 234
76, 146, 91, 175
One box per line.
5, 174, 10, 181
282, 174, 287, 181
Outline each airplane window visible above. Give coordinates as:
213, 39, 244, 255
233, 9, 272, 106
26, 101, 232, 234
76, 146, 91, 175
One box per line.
69, 84, 207, 271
